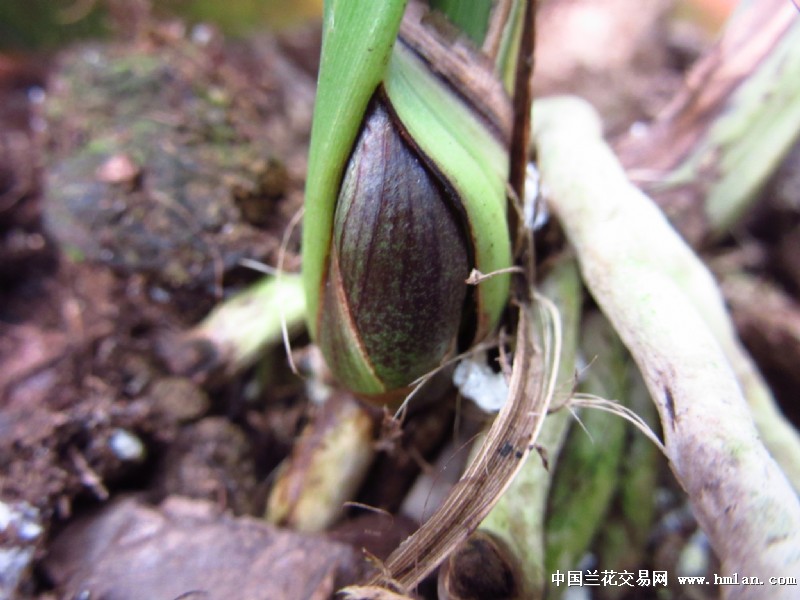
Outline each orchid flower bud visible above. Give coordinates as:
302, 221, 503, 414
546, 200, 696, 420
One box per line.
317, 97, 471, 399
303, 1, 514, 404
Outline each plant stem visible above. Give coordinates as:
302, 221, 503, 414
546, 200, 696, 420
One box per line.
166, 274, 305, 381
544, 312, 630, 594
594, 371, 659, 592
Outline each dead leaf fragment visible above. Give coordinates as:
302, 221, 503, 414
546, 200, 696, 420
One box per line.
43, 495, 368, 600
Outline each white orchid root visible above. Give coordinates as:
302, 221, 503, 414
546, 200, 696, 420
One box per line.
534, 96, 800, 599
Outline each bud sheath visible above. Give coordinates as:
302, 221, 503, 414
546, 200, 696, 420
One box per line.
319, 99, 470, 396
303, 1, 514, 401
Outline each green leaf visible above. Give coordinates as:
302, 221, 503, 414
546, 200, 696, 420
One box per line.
302, 0, 408, 338
430, 0, 493, 46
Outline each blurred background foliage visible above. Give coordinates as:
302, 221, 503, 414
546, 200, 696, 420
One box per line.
158, 0, 323, 34
0, 0, 108, 50
0, 0, 323, 51
0, 0, 733, 52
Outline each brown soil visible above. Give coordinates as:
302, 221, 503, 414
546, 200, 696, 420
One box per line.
1, 4, 799, 600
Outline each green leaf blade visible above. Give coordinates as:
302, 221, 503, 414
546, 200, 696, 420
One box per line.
303, 0, 408, 338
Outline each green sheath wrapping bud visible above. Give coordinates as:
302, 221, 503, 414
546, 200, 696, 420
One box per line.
318, 98, 471, 396
303, 1, 513, 403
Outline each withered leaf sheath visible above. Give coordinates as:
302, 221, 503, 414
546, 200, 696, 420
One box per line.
318, 97, 470, 400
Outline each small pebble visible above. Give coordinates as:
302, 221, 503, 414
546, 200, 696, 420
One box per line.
109, 429, 146, 463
